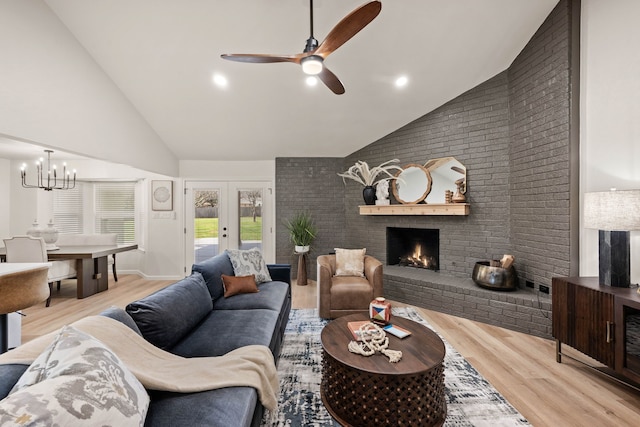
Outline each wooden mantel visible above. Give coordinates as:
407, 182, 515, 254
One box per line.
359, 203, 470, 216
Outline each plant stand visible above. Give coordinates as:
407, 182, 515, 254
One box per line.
296, 252, 307, 286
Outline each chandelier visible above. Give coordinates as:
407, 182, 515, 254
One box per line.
20, 149, 76, 191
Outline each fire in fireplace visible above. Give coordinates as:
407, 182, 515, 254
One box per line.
386, 227, 439, 271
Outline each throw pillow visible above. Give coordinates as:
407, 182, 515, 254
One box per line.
334, 248, 366, 277
1, 326, 149, 427
221, 274, 259, 298
226, 248, 272, 284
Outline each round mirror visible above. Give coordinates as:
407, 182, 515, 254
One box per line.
391, 164, 432, 204
424, 157, 467, 204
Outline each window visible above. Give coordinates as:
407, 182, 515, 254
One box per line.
95, 182, 136, 244
53, 181, 140, 245
53, 182, 84, 234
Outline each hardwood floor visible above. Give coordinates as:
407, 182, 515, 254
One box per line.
21, 275, 640, 426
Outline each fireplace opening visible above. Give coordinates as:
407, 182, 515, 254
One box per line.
386, 227, 439, 271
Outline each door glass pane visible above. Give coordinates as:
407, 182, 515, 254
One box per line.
194, 189, 220, 263
238, 189, 263, 251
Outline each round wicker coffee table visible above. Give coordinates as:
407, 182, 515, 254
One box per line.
320, 313, 446, 426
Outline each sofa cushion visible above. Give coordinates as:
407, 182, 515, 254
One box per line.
226, 248, 272, 284
144, 386, 258, 427
170, 309, 279, 357
221, 274, 259, 298
126, 272, 212, 350
192, 253, 235, 301
2, 326, 149, 427
214, 281, 289, 312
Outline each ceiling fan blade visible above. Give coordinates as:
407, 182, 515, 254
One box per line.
315, 1, 381, 58
317, 67, 345, 95
220, 53, 302, 64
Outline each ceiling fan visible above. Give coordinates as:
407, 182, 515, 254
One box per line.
221, 0, 382, 95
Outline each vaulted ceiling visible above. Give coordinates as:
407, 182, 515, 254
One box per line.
2, 0, 559, 162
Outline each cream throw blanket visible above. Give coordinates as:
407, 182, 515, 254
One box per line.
0, 316, 279, 410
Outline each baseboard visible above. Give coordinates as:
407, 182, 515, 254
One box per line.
114, 270, 183, 281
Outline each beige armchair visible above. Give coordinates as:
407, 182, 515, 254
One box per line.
317, 254, 384, 319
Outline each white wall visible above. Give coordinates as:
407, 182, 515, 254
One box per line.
0, 160, 11, 240
0, 0, 177, 176
7, 157, 183, 279
580, 0, 640, 283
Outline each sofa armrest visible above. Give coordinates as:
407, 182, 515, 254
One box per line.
267, 264, 291, 285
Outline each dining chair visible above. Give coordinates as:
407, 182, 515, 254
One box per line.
3, 236, 77, 307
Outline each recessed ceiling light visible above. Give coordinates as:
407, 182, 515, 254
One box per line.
395, 75, 408, 88
212, 73, 228, 88
306, 76, 318, 87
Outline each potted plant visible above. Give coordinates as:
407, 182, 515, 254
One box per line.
338, 159, 403, 205
283, 211, 317, 253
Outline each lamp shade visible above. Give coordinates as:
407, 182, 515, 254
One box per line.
584, 190, 640, 231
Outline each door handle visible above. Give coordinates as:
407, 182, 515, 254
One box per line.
606, 321, 614, 343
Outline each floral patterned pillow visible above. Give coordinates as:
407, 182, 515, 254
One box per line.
226, 248, 272, 284
0, 326, 149, 426
334, 248, 367, 277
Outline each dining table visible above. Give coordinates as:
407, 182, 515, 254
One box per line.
0, 244, 138, 299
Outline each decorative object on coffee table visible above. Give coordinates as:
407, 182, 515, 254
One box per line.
321, 313, 446, 426
347, 321, 402, 363
283, 211, 317, 286
338, 159, 402, 205
369, 296, 391, 324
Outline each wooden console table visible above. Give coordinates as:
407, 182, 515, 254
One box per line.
552, 276, 640, 389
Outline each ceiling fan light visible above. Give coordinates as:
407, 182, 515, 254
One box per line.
301, 55, 323, 75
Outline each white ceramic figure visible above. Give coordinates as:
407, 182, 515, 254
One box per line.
375, 181, 390, 205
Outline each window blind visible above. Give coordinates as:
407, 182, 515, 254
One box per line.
94, 182, 136, 245
53, 182, 84, 234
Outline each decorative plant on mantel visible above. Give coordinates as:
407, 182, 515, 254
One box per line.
283, 211, 317, 254
338, 159, 403, 205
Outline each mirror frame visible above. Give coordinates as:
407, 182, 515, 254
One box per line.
391, 163, 432, 204
423, 157, 467, 204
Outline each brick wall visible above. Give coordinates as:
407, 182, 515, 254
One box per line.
275, 158, 346, 278
276, 1, 576, 337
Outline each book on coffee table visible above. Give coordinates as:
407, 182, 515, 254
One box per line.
347, 320, 374, 341
383, 323, 412, 338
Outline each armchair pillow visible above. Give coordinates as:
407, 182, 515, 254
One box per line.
221, 274, 259, 298
334, 248, 366, 277
2, 326, 149, 427
226, 248, 272, 284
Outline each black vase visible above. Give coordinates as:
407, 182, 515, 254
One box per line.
363, 186, 376, 205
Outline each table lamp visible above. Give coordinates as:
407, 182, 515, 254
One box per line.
0, 265, 50, 353
584, 189, 640, 287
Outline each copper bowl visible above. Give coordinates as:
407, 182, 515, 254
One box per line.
472, 261, 517, 291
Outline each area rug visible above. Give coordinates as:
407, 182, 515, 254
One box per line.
262, 307, 530, 426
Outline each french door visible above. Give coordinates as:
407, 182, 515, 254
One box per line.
184, 181, 273, 271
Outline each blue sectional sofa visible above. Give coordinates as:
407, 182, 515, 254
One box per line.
0, 252, 291, 427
